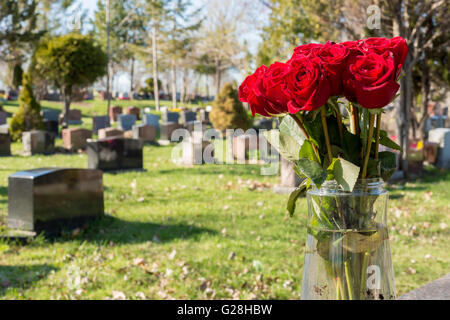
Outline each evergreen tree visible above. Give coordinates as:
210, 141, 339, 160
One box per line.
210, 83, 249, 132
9, 72, 43, 141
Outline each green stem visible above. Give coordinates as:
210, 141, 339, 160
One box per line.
344, 261, 354, 300
320, 107, 333, 163
361, 113, 375, 178
350, 103, 360, 136
360, 252, 370, 299
336, 276, 346, 300
375, 113, 381, 160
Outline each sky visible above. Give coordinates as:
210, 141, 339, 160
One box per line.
77, 0, 265, 92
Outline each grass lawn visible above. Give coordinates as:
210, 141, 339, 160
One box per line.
0, 100, 448, 299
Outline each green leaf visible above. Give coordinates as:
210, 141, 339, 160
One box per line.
279, 116, 306, 146
379, 130, 401, 151
379, 151, 397, 181
262, 130, 301, 162
295, 158, 327, 187
333, 158, 360, 192
287, 180, 307, 216
342, 130, 362, 165
299, 140, 319, 162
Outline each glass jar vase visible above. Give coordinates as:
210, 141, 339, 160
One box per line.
301, 179, 395, 300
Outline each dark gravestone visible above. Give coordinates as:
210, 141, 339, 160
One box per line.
398, 274, 450, 300
254, 118, 273, 130
0, 131, 11, 156
162, 111, 180, 123
160, 122, 182, 141
41, 110, 60, 122
87, 137, 143, 171
199, 110, 210, 123
92, 116, 110, 134
8, 168, 104, 234
0, 111, 7, 125
180, 111, 196, 125
142, 114, 160, 129
43, 119, 59, 137
117, 114, 136, 131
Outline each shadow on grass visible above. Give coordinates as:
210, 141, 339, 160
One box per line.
0, 264, 58, 296
43, 215, 217, 245
0, 186, 7, 204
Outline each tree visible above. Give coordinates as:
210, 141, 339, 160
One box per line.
9, 72, 43, 141
162, 0, 201, 109
92, 0, 145, 114
194, 0, 252, 97
34, 33, 107, 128
0, 0, 44, 87
210, 82, 249, 132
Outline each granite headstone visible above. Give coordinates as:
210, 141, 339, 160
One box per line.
8, 168, 104, 234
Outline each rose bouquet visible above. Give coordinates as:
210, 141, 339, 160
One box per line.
239, 37, 408, 300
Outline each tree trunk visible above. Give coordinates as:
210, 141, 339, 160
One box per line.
171, 58, 177, 109
130, 57, 135, 95
205, 74, 210, 100
418, 59, 430, 140
215, 60, 222, 98
152, 25, 160, 111
62, 90, 71, 129
397, 54, 412, 175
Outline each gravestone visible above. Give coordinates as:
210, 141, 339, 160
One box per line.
180, 110, 196, 125
43, 119, 59, 137
41, 109, 60, 122
185, 121, 204, 133
254, 118, 273, 130
8, 168, 104, 234
22, 130, 54, 155
125, 106, 141, 120
59, 109, 82, 125
273, 157, 303, 194
0, 111, 7, 125
62, 128, 92, 150
87, 137, 144, 171
407, 147, 424, 176
233, 133, 259, 162
98, 127, 124, 140
0, 131, 11, 156
399, 274, 450, 300
181, 132, 211, 165
124, 130, 134, 139
160, 122, 182, 141
423, 142, 439, 164
117, 114, 136, 131
162, 111, 180, 123
199, 109, 210, 123
92, 116, 110, 134
142, 113, 160, 129
428, 128, 450, 169
132, 124, 156, 143
281, 157, 302, 187
109, 106, 123, 122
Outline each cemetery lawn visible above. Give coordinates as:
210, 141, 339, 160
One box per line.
0, 100, 447, 299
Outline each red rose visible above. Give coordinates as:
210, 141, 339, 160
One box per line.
359, 37, 390, 54
388, 37, 408, 75
283, 55, 331, 113
239, 66, 288, 117
254, 62, 290, 113
310, 41, 349, 96
343, 51, 400, 109
359, 37, 408, 76
287, 43, 323, 64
